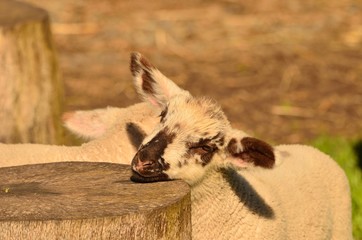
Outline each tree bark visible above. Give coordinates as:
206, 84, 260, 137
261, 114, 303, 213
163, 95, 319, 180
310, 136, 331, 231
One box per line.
0, 0, 64, 144
0, 162, 191, 240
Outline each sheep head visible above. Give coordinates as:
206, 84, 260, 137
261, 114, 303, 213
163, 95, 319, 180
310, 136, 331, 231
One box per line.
130, 52, 275, 186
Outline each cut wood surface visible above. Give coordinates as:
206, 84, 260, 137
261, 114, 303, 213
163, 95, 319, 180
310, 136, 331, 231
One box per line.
0, 0, 64, 144
0, 162, 191, 240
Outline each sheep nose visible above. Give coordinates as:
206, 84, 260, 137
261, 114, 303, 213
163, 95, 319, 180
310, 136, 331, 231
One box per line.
131, 152, 161, 176
135, 158, 156, 171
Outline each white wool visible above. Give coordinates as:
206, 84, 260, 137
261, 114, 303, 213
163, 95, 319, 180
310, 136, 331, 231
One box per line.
127, 52, 352, 239
190, 145, 352, 240
1, 52, 352, 240
0, 102, 159, 168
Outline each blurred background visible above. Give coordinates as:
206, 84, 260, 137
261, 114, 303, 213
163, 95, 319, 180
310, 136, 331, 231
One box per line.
19, 0, 362, 238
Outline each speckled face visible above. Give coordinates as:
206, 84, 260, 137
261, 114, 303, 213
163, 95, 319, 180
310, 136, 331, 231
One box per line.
129, 52, 275, 185
131, 95, 230, 185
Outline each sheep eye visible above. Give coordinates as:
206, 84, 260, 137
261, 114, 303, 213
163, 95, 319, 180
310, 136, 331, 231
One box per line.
187, 143, 216, 156
201, 145, 214, 152
159, 107, 168, 122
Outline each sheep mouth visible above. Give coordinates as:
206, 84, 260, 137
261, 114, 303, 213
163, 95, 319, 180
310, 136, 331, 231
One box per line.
131, 153, 171, 183
130, 169, 170, 183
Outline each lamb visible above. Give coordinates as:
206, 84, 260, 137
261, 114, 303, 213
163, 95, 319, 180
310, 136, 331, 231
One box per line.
0, 52, 352, 239
129, 53, 353, 239
0, 102, 159, 167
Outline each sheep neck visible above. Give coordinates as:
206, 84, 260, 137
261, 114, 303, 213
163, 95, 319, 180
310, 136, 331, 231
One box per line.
190, 168, 275, 239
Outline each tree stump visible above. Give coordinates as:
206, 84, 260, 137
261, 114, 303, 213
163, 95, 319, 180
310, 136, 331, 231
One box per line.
0, 162, 191, 240
0, 0, 64, 144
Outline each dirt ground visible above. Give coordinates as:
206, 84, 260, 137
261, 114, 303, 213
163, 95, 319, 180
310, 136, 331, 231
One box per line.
24, 0, 362, 144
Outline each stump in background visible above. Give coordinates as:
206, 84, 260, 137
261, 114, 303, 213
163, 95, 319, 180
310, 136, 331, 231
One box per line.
0, 162, 191, 239
0, 0, 64, 144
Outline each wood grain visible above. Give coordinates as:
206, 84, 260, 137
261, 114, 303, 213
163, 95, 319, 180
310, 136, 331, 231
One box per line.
0, 0, 64, 144
0, 162, 191, 239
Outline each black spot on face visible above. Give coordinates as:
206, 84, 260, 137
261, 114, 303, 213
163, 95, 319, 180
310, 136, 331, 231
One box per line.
197, 137, 211, 146
200, 151, 215, 166
211, 132, 225, 147
182, 132, 226, 167
195, 132, 223, 148
211, 132, 223, 140
131, 128, 175, 181
139, 131, 173, 160
186, 142, 218, 167
159, 106, 168, 123
216, 136, 225, 146
158, 157, 170, 171
138, 128, 175, 163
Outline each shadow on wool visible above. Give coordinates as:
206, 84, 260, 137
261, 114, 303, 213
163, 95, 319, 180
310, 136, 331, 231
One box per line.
222, 168, 275, 219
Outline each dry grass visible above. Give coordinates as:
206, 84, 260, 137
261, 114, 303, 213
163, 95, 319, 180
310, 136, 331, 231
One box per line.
23, 0, 362, 144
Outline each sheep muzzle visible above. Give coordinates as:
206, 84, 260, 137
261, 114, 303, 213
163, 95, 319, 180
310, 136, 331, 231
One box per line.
130, 153, 170, 183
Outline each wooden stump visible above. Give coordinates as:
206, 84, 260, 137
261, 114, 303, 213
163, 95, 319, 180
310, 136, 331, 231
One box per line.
0, 162, 191, 240
0, 0, 64, 144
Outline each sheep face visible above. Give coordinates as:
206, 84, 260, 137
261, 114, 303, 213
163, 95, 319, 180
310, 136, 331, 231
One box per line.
130, 52, 275, 185
131, 95, 230, 185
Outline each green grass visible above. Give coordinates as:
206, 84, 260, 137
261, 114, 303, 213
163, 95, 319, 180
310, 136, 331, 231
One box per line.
312, 136, 362, 239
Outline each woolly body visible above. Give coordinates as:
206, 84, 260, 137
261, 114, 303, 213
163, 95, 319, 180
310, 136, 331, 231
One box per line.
191, 144, 351, 240
0, 52, 352, 239
0, 103, 158, 167
128, 52, 353, 240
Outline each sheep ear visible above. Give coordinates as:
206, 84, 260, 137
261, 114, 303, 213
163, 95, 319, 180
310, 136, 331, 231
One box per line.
225, 132, 275, 169
130, 52, 189, 108
62, 107, 120, 140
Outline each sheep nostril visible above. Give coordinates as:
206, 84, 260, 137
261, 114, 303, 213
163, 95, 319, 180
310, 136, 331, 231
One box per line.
143, 161, 154, 167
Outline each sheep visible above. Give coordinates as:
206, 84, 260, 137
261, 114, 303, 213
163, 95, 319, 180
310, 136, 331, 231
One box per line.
129, 52, 353, 240
0, 102, 159, 167
0, 51, 352, 239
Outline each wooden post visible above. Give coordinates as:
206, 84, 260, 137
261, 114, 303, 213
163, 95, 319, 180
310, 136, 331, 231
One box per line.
0, 0, 64, 144
0, 162, 191, 240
